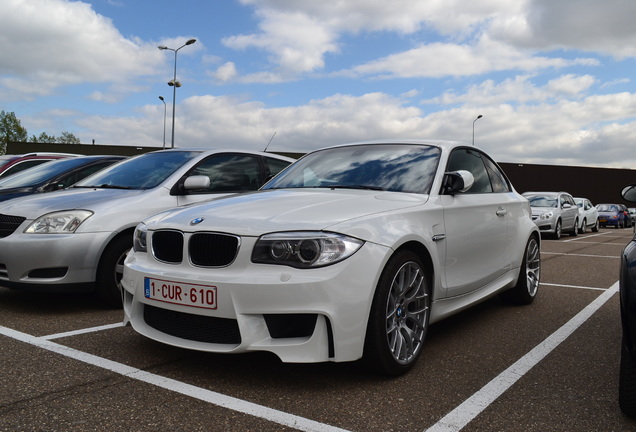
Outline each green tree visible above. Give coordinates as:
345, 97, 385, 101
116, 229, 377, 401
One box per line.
57, 131, 80, 144
30, 132, 57, 143
0, 111, 28, 155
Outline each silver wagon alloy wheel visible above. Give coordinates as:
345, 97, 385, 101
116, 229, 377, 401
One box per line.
364, 250, 430, 376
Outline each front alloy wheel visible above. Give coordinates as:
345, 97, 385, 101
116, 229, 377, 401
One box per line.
364, 250, 430, 376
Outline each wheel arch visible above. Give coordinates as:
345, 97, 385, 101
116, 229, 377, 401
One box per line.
392, 240, 435, 296
92, 227, 136, 280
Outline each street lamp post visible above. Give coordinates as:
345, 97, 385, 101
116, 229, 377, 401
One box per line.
158, 38, 196, 148
158, 96, 166, 149
472, 114, 483, 145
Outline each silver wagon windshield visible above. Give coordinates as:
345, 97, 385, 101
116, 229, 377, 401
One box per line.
263, 144, 441, 194
75, 151, 199, 190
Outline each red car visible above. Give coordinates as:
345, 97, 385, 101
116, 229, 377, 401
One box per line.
0, 152, 81, 179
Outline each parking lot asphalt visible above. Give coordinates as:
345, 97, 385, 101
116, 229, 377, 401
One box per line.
1, 228, 636, 432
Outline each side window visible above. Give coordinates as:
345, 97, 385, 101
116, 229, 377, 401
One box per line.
46, 162, 116, 191
482, 156, 510, 193
189, 154, 262, 193
446, 148, 492, 194
264, 157, 292, 184
0, 159, 51, 178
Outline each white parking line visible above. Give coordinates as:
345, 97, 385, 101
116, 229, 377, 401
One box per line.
43, 322, 124, 340
563, 232, 611, 242
542, 251, 620, 259
424, 281, 619, 432
0, 325, 351, 432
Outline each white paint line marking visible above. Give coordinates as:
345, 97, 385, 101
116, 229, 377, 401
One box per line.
424, 281, 618, 432
540, 282, 606, 291
0, 325, 351, 432
563, 232, 611, 242
43, 322, 124, 340
541, 251, 619, 259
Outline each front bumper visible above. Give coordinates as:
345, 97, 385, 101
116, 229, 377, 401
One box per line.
122, 238, 390, 363
531, 217, 557, 234
0, 230, 113, 291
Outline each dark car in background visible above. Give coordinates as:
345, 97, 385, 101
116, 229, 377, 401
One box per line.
0, 155, 126, 202
0, 152, 81, 179
619, 184, 636, 417
597, 203, 630, 229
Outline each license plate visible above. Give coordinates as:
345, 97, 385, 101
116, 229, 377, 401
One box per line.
599, 219, 606, 223
144, 277, 217, 309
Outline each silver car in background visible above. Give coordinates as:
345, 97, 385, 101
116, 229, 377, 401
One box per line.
573, 197, 600, 234
523, 191, 579, 239
0, 148, 294, 307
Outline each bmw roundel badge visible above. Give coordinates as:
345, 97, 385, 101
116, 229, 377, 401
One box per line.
190, 217, 205, 225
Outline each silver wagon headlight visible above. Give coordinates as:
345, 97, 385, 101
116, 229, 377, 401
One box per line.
252, 232, 364, 268
24, 210, 93, 234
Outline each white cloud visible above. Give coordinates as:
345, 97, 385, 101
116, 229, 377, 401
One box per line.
0, 0, 163, 96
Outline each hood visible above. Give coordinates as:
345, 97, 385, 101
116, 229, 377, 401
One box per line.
0, 187, 151, 218
147, 189, 427, 236
529, 206, 556, 214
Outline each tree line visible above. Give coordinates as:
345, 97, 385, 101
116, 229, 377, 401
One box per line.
0, 110, 80, 155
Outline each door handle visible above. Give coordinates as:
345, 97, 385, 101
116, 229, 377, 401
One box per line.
496, 207, 507, 216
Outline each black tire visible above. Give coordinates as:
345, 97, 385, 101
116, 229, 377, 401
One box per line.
364, 250, 430, 376
592, 219, 600, 232
553, 220, 562, 240
569, 218, 578, 236
580, 218, 587, 234
500, 235, 540, 305
95, 235, 132, 308
620, 341, 636, 417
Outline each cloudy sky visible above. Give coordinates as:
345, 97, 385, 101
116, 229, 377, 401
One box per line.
2, 0, 636, 168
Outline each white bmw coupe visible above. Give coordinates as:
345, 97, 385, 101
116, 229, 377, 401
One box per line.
122, 140, 540, 376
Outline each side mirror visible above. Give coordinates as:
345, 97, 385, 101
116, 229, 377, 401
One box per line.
562, 203, 571, 209
443, 170, 474, 194
622, 185, 636, 203
183, 175, 211, 190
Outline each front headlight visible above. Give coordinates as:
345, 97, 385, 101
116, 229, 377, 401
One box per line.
539, 211, 554, 220
24, 210, 93, 234
252, 232, 364, 268
133, 222, 147, 253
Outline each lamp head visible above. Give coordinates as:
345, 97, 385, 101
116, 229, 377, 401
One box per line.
157, 45, 168, 50
185, 39, 196, 46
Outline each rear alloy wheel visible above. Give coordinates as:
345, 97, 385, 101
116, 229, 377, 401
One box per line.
364, 250, 430, 376
592, 219, 600, 232
579, 218, 587, 234
500, 235, 540, 305
95, 235, 132, 308
553, 220, 562, 240
570, 218, 578, 236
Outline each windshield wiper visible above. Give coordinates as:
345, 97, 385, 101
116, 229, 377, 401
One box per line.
327, 185, 385, 191
74, 184, 132, 190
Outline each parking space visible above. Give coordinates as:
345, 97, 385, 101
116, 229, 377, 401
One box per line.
2, 228, 636, 431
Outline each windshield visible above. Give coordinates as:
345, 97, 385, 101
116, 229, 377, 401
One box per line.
263, 144, 441, 194
75, 151, 199, 190
597, 204, 618, 212
526, 195, 558, 208
0, 158, 93, 188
